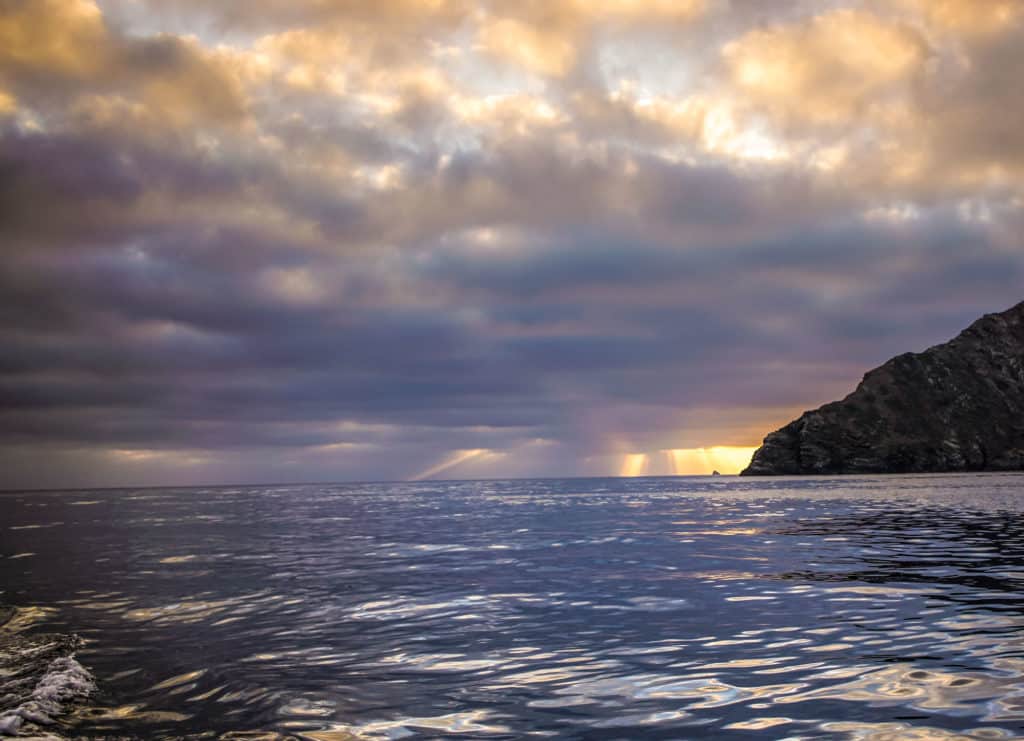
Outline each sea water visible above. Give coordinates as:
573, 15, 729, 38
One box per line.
3, 474, 1024, 739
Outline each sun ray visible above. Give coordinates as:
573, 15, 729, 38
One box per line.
620, 453, 648, 477
410, 449, 489, 481
664, 447, 756, 475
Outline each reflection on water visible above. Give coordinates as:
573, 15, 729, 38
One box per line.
2, 475, 1024, 738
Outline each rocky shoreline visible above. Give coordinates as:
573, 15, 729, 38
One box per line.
742, 301, 1024, 475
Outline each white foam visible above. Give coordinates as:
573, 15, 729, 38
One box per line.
0, 653, 94, 736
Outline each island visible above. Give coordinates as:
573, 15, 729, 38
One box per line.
741, 300, 1024, 475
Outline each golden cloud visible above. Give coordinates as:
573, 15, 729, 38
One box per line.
129, 37, 248, 126
0, 0, 107, 78
579, 0, 707, 19
893, 0, 1021, 37
723, 8, 928, 126
478, 0, 707, 77
478, 17, 577, 77
0, 0, 247, 127
158, 0, 470, 30
7, 0, 1024, 245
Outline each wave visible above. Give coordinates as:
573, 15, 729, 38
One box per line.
0, 605, 95, 738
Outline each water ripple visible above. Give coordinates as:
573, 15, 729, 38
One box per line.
3, 474, 1024, 737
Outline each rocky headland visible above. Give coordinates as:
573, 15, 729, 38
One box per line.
742, 301, 1024, 475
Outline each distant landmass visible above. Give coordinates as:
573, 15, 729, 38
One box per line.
742, 301, 1024, 475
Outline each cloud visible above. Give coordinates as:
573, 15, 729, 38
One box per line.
0, 0, 250, 134
722, 8, 928, 128
892, 0, 1021, 37
708, 3, 1024, 202
0, 0, 1022, 486
476, 0, 709, 78
0, 0, 106, 81
478, 17, 578, 77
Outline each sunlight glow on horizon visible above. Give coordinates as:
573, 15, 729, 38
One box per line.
664, 446, 756, 475
409, 445, 755, 481
615, 447, 756, 477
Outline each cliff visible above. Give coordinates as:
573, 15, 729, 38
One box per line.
741, 301, 1024, 475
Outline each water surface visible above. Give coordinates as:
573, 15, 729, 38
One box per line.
3, 474, 1024, 739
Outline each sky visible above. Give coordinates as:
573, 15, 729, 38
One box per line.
1, 0, 1023, 488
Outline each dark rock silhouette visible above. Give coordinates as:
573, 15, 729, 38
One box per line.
742, 301, 1024, 475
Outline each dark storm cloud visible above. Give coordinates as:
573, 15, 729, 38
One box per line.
3, 197, 1017, 463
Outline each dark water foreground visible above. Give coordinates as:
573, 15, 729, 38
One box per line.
3, 475, 1024, 739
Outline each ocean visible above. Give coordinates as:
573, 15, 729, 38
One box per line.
3, 474, 1024, 739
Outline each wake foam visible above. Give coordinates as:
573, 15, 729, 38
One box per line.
0, 608, 95, 737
